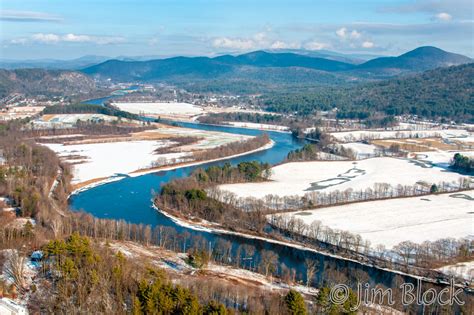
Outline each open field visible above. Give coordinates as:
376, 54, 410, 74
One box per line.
330, 129, 469, 142
437, 261, 474, 281
0, 106, 45, 121
224, 121, 290, 132
42, 123, 254, 186
411, 151, 474, 168
31, 113, 141, 129
44, 140, 189, 184
371, 137, 471, 152
112, 102, 203, 120
339, 142, 380, 158
272, 191, 474, 248
218, 157, 471, 199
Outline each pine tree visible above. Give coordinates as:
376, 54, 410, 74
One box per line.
284, 289, 307, 315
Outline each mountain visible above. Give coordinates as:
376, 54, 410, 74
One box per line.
82, 51, 356, 83
214, 51, 355, 71
82, 47, 471, 88
355, 46, 472, 76
0, 69, 96, 98
264, 49, 382, 64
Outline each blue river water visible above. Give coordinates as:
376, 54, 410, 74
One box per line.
69, 97, 460, 307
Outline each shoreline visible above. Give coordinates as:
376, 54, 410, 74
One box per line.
69, 139, 275, 196
152, 204, 469, 290
196, 121, 292, 134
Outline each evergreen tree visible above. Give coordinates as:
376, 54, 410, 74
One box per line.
284, 289, 307, 315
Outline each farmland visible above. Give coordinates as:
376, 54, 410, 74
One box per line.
40, 119, 258, 188
217, 157, 471, 200
270, 191, 473, 249
112, 102, 203, 120
330, 129, 469, 143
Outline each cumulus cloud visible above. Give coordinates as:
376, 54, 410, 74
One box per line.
336, 27, 347, 38
212, 37, 255, 50
270, 40, 300, 49
336, 27, 362, 40
361, 41, 375, 48
434, 12, 452, 21
304, 41, 330, 50
0, 10, 62, 22
12, 33, 125, 45
335, 26, 374, 49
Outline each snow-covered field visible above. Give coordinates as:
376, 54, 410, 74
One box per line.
218, 157, 470, 199
273, 191, 474, 248
44, 140, 188, 184
44, 127, 255, 185
437, 260, 474, 281
32, 113, 137, 129
147, 127, 251, 150
411, 151, 474, 168
224, 121, 290, 132
113, 102, 203, 117
331, 129, 469, 142
339, 142, 380, 158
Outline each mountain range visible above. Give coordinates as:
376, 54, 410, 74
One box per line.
82, 46, 472, 86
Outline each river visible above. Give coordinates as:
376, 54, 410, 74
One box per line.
70, 96, 469, 312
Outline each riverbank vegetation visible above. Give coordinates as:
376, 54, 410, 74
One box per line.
192, 133, 271, 161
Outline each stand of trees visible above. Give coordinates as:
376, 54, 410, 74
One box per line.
288, 128, 355, 161
269, 213, 473, 272
42, 103, 140, 120
451, 153, 474, 174
220, 179, 472, 212
192, 133, 270, 161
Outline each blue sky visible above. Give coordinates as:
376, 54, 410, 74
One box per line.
1, 0, 472, 59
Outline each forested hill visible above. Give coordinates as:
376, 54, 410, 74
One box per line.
354, 46, 472, 76
82, 47, 471, 88
0, 69, 96, 98
263, 63, 474, 122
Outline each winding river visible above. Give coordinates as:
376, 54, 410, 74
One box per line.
73, 97, 470, 312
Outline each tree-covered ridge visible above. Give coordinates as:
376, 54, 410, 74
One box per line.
263, 63, 474, 122
42, 103, 141, 120
0, 69, 96, 98
40, 233, 228, 314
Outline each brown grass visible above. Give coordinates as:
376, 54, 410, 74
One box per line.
372, 138, 468, 152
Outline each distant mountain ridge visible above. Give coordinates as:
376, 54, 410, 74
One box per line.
0, 69, 96, 98
82, 46, 472, 84
354, 46, 472, 76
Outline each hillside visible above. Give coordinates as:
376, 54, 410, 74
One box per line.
82, 51, 356, 85
0, 69, 96, 98
82, 47, 471, 90
355, 46, 472, 77
263, 63, 474, 122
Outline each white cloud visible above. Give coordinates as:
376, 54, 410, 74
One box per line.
13, 33, 125, 45
350, 30, 362, 39
212, 37, 255, 50
336, 27, 347, 38
337, 27, 363, 40
270, 40, 300, 49
32, 33, 60, 43
253, 32, 267, 42
304, 41, 330, 50
435, 12, 452, 21
361, 41, 375, 48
